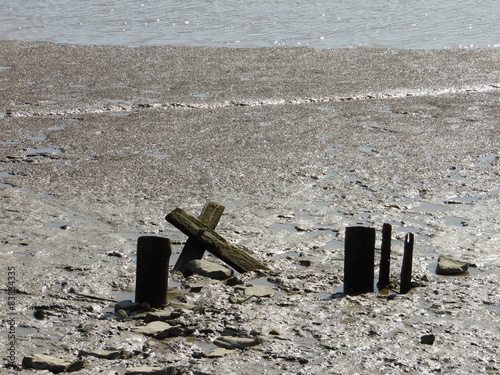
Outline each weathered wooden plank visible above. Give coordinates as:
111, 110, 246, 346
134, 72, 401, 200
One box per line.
165, 208, 269, 273
400, 232, 414, 294
173, 201, 225, 276
135, 236, 171, 307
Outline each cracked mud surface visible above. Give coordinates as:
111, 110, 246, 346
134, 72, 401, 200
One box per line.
1, 41, 499, 374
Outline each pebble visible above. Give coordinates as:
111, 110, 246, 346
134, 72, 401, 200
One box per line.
421, 334, 436, 345
115, 300, 141, 313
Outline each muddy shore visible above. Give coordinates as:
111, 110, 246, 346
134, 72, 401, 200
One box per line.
1, 41, 499, 374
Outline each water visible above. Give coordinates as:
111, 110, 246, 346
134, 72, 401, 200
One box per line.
1, 1, 498, 49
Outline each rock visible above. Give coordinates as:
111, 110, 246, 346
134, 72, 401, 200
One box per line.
125, 366, 168, 375
132, 321, 172, 335
77, 349, 123, 359
244, 285, 275, 298
115, 300, 141, 313
269, 328, 281, 335
213, 336, 260, 349
421, 334, 436, 345
207, 348, 234, 358
115, 309, 130, 321
187, 259, 234, 280
221, 327, 241, 337
132, 321, 183, 338
22, 354, 84, 373
155, 325, 184, 339
169, 302, 196, 310
143, 307, 175, 322
436, 256, 469, 275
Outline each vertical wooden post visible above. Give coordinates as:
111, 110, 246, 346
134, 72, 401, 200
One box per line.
173, 201, 225, 276
135, 236, 171, 307
377, 223, 392, 289
344, 226, 376, 295
400, 232, 414, 294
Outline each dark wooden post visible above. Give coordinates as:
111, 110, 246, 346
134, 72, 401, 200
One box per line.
377, 223, 392, 289
135, 236, 171, 307
173, 201, 225, 276
400, 232, 414, 294
344, 226, 376, 295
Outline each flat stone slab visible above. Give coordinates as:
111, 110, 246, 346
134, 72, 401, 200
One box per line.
77, 349, 123, 359
207, 348, 235, 358
436, 255, 469, 275
244, 285, 275, 298
22, 354, 84, 373
132, 321, 172, 335
213, 336, 260, 349
143, 307, 176, 322
188, 259, 234, 280
125, 367, 168, 375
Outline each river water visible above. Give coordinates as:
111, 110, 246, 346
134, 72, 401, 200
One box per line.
1, 0, 499, 49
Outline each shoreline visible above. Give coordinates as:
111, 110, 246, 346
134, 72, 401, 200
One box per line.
1, 41, 499, 374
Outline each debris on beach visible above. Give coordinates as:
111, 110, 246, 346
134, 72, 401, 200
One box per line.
22, 354, 84, 373
436, 255, 470, 275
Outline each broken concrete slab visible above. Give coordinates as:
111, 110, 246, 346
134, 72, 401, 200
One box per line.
22, 354, 84, 373
436, 256, 469, 275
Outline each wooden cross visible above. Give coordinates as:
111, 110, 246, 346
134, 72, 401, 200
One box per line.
166, 202, 269, 275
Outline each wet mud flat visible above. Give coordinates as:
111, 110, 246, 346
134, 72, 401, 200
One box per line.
0, 41, 499, 374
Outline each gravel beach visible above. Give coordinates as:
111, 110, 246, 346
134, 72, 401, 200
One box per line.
1, 41, 499, 374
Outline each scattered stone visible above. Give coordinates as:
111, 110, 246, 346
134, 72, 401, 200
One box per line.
115, 309, 130, 321
155, 325, 184, 339
78, 349, 123, 359
132, 321, 172, 335
187, 259, 234, 280
22, 354, 84, 373
169, 302, 196, 310
125, 366, 168, 375
222, 327, 241, 337
421, 334, 436, 345
213, 336, 260, 349
115, 300, 141, 313
144, 307, 175, 322
243, 285, 275, 298
299, 259, 312, 267
132, 321, 183, 338
436, 256, 469, 275
269, 328, 281, 336
207, 348, 234, 358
